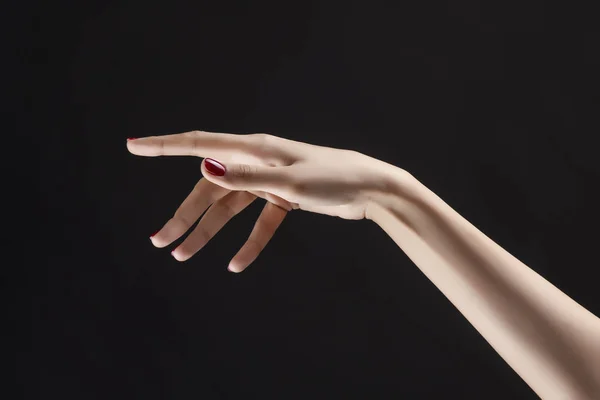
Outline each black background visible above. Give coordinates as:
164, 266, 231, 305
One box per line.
19, 0, 600, 398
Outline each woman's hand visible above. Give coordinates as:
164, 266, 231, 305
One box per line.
127, 130, 408, 272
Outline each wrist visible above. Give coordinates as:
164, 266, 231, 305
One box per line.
362, 157, 428, 224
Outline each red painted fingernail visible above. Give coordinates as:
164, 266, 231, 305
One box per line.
127, 137, 137, 141
204, 158, 226, 176
150, 230, 159, 238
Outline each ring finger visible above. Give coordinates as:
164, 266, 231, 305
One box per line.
171, 190, 257, 261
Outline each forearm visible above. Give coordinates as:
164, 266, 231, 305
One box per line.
366, 164, 600, 399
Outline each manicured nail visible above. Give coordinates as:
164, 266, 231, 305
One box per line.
204, 158, 226, 176
150, 230, 159, 238
127, 137, 137, 141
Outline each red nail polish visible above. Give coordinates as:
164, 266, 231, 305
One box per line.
150, 230, 159, 237
204, 158, 226, 176
127, 137, 137, 141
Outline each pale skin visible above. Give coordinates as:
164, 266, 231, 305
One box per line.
127, 131, 600, 399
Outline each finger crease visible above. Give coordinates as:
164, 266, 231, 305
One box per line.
173, 213, 194, 228
214, 202, 234, 219
195, 226, 211, 243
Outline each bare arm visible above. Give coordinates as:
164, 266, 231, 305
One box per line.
128, 131, 600, 398
366, 163, 600, 399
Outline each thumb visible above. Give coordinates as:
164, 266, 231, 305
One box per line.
201, 158, 290, 193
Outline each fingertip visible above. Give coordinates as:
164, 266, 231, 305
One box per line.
171, 249, 185, 262
126, 139, 139, 154
150, 236, 168, 248
227, 263, 240, 273
126, 137, 152, 156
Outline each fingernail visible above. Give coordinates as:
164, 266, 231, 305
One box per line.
150, 230, 159, 238
127, 137, 137, 141
205, 158, 226, 177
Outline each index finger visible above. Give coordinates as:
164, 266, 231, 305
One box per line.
126, 130, 254, 159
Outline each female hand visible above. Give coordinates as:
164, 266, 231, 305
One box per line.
127, 130, 408, 272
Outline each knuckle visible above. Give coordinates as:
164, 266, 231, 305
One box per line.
245, 133, 265, 144
185, 130, 200, 138
243, 191, 257, 202
233, 164, 256, 179
343, 149, 361, 158
251, 133, 278, 146
247, 133, 294, 166
172, 213, 194, 229
261, 133, 276, 143
253, 133, 269, 141
195, 225, 211, 244
190, 138, 199, 154
219, 201, 238, 219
